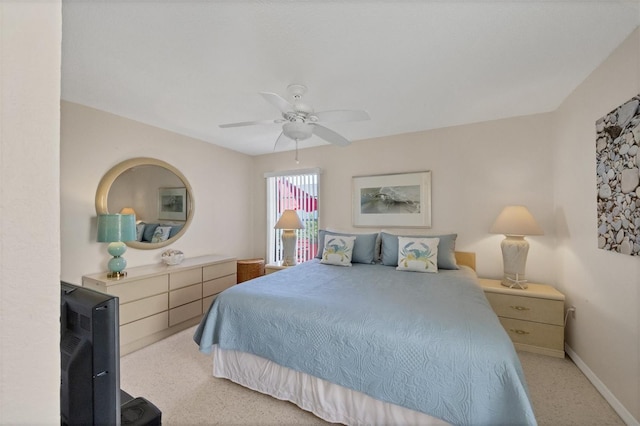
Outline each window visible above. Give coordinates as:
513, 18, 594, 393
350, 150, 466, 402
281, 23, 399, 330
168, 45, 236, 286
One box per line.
265, 168, 320, 265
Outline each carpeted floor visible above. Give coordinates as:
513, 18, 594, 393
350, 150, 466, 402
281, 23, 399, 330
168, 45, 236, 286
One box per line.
121, 326, 624, 425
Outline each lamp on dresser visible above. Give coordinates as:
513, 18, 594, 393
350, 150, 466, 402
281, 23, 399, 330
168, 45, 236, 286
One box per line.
97, 213, 136, 279
119, 207, 137, 220
489, 205, 543, 289
274, 209, 304, 266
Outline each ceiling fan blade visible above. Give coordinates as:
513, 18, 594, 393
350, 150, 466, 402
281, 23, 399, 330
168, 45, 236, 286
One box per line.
313, 109, 370, 123
219, 119, 281, 128
260, 92, 293, 113
273, 131, 290, 151
311, 124, 351, 147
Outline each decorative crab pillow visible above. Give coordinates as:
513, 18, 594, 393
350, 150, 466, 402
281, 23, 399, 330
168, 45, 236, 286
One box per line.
396, 236, 440, 273
321, 235, 356, 267
151, 225, 172, 243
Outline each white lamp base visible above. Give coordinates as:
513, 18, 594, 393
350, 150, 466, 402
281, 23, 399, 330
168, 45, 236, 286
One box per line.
500, 235, 529, 289
281, 230, 298, 266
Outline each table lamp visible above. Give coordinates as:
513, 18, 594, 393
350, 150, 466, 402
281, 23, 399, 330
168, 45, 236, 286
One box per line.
489, 205, 543, 289
274, 209, 305, 266
119, 207, 137, 219
97, 213, 136, 279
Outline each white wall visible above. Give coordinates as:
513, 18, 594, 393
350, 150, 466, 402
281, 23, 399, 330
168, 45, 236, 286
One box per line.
0, 2, 61, 423
61, 101, 255, 284
252, 112, 556, 284
553, 27, 640, 423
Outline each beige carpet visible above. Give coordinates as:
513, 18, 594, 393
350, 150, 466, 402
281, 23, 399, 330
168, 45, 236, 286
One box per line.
121, 326, 624, 425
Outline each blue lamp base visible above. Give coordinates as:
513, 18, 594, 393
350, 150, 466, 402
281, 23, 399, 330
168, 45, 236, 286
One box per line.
107, 242, 128, 279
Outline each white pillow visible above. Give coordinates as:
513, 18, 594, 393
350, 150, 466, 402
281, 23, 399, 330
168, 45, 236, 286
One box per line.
396, 236, 439, 273
151, 225, 172, 243
321, 235, 356, 267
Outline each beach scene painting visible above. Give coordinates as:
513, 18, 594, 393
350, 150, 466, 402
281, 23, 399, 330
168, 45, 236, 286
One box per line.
360, 185, 421, 214
352, 171, 431, 228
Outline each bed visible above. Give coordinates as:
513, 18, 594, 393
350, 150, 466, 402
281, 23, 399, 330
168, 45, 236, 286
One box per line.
194, 233, 536, 426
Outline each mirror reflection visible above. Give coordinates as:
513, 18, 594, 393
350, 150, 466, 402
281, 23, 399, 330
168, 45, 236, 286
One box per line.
95, 158, 195, 250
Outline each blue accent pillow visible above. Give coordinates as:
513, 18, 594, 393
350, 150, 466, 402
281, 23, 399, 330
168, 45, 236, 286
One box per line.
142, 223, 159, 242
315, 230, 378, 264
380, 232, 459, 270
169, 224, 184, 238
135, 223, 146, 242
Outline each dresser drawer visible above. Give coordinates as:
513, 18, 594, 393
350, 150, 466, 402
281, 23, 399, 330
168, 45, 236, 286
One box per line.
119, 293, 168, 326
499, 317, 564, 351
203, 274, 236, 297
170, 268, 202, 290
203, 261, 236, 281
485, 292, 564, 325
169, 300, 202, 326
107, 275, 168, 304
203, 295, 217, 312
120, 311, 169, 347
169, 283, 202, 309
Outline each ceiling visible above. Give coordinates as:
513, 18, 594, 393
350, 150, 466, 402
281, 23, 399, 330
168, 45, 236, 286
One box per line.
61, 1, 640, 156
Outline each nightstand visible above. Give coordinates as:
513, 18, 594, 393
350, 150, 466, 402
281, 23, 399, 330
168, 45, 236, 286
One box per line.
265, 262, 293, 275
479, 278, 565, 358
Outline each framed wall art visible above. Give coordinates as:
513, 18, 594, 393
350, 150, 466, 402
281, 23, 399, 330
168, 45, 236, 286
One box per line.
158, 187, 187, 221
352, 171, 432, 228
595, 94, 640, 256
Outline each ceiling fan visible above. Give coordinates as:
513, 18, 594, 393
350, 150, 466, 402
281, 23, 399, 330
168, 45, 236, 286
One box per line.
219, 84, 370, 161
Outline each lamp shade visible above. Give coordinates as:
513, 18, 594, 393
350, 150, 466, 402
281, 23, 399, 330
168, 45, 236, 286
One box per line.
274, 210, 305, 230
97, 214, 136, 243
119, 207, 137, 217
489, 206, 543, 236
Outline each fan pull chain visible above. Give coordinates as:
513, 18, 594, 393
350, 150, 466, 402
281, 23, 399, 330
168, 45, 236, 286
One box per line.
295, 140, 299, 164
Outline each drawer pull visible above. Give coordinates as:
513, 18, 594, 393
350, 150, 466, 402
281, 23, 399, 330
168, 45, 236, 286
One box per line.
510, 305, 530, 311
510, 328, 530, 335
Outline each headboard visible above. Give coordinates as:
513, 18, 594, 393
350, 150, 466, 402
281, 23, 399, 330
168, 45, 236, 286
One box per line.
454, 251, 476, 271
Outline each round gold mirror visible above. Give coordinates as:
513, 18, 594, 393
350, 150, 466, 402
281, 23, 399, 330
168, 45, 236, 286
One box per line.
95, 157, 195, 250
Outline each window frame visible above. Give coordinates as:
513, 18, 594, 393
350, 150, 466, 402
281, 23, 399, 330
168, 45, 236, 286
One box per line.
265, 168, 321, 265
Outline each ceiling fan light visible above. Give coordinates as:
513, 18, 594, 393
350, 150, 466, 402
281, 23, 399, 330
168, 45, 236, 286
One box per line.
283, 122, 313, 141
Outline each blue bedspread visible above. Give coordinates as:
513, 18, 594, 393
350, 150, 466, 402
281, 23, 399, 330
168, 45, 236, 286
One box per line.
194, 260, 536, 425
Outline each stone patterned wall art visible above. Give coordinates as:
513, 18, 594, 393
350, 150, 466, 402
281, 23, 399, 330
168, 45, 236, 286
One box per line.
596, 94, 640, 256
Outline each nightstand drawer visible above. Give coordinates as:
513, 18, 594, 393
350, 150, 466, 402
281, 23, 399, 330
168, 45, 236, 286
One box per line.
499, 317, 564, 351
485, 292, 564, 325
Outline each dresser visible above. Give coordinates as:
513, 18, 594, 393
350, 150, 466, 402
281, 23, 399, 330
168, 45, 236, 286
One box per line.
83, 254, 236, 355
479, 278, 565, 358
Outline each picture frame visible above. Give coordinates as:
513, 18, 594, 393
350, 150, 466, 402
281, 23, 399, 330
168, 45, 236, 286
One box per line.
352, 171, 432, 228
595, 94, 640, 256
158, 187, 187, 221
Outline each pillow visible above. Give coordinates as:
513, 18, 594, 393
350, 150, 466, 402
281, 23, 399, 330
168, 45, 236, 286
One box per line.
142, 223, 159, 242
381, 232, 459, 270
315, 230, 378, 264
151, 226, 172, 243
396, 237, 439, 273
168, 224, 184, 238
135, 223, 146, 242
320, 235, 356, 267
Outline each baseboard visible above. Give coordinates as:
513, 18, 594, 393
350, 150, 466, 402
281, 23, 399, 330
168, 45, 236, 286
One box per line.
565, 344, 639, 426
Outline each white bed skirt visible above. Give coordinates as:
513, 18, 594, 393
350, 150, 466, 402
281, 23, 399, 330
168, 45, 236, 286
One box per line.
212, 345, 450, 426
